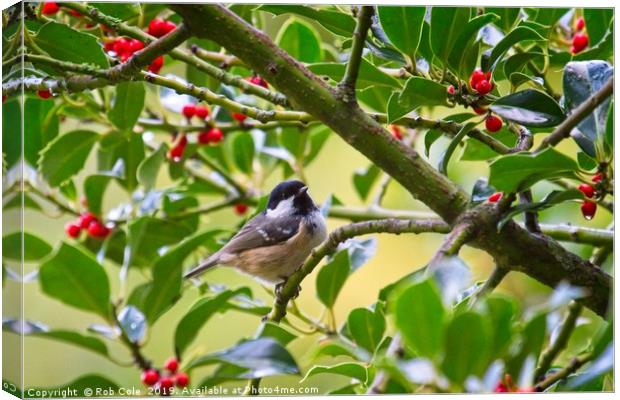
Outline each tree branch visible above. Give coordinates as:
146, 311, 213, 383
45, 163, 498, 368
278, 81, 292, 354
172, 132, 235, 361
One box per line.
266, 218, 450, 322
536, 78, 613, 152
338, 6, 374, 102
534, 353, 594, 392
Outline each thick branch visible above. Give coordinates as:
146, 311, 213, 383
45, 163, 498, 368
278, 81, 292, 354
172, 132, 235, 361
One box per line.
266, 218, 449, 322
338, 6, 374, 102
536, 78, 613, 151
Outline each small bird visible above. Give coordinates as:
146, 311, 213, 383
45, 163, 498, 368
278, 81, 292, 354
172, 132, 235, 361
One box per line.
184, 180, 327, 288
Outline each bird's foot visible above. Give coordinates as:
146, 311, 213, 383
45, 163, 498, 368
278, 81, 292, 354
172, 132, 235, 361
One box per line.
275, 276, 301, 299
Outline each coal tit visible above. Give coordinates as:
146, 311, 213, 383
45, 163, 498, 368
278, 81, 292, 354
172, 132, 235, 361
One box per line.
184, 180, 327, 285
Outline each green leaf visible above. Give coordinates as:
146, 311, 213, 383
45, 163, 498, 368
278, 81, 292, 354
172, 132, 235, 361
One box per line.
24, 97, 59, 167
276, 19, 322, 63
39, 130, 99, 187
39, 243, 111, 319
484, 26, 544, 72
347, 307, 385, 353
141, 230, 220, 323
126, 216, 193, 268
487, 7, 521, 32
31, 375, 119, 398
279, 127, 308, 159
497, 189, 584, 230
174, 289, 246, 357
308, 60, 402, 89
393, 279, 446, 359
583, 9, 613, 46
562, 61, 613, 158
108, 82, 145, 132
352, 164, 380, 201
486, 295, 517, 356
489, 148, 578, 193
448, 13, 499, 78
387, 77, 449, 122
3, 232, 52, 261
32, 330, 109, 358
302, 362, 367, 384
97, 132, 145, 191
305, 125, 331, 164
441, 311, 490, 384
604, 101, 613, 152
137, 143, 166, 191
507, 311, 547, 379
189, 338, 299, 378
430, 7, 472, 68
490, 89, 565, 127
313, 341, 362, 360
2, 98, 21, 168
90, 3, 141, 20
230, 131, 255, 174
257, 322, 297, 346
377, 7, 426, 61
438, 122, 477, 175
34, 21, 109, 68
258, 5, 355, 36
461, 129, 517, 161
316, 250, 350, 308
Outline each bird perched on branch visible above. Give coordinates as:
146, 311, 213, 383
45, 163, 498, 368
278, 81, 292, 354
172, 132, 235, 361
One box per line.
184, 180, 327, 291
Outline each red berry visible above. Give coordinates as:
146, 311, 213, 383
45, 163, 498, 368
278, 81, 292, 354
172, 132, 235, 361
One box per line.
103, 41, 115, 52
447, 85, 455, 95
175, 373, 189, 388
141, 369, 160, 386
469, 69, 486, 88
165, 357, 179, 373
592, 173, 603, 183
581, 200, 597, 220
41, 2, 60, 15
485, 115, 503, 132
182, 104, 196, 119
488, 192, 503, 203
148, 56, 164, 74
198, 128, 223, 144
232, 112, 247, 122
578, 184, 595, 198
494, 382, 509, 393
249, 76, 268, 89
475, 79, 492, 95
65, 223, 81, 239
234, 203, 249, 215
162, 21, 177, 35
572, 33, 589, 54
87, 221, 111, 238
78, 212, 98, 229
194, 105, 209, 120
147, 18, 167, 37
390, 125, 403, 140
575, 17, 585, 32
159, 376, 175, 394
169, 135, 187, 161
113, 38, 130, 56
128, 39, 144, 54
68, 9, 81, 17
473, 107, 487, 115
37, 90, 52, 99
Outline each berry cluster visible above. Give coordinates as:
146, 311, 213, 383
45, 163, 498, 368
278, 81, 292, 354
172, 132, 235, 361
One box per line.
571, 17, 589, 54
147, 18, 177, 38
469, 69, 494, 96
65, 212, 111, 239
141, 357, 189, 396
103, 37, 164, 73
578, 173, 604, 220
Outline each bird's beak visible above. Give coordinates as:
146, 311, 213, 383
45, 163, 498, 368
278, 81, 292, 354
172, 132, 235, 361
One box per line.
297, 186, 308, 196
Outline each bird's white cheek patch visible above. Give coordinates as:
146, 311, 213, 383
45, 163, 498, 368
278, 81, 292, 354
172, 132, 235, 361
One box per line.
265, 196, 294, 218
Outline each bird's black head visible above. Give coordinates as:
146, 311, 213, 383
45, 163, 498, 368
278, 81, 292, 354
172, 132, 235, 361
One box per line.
266, 180, 317, 215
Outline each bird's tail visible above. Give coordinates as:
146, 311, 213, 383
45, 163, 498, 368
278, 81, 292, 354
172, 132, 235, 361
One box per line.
183, 255, 219, 280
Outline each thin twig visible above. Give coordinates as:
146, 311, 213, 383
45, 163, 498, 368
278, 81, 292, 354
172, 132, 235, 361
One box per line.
338, 6, 374, 103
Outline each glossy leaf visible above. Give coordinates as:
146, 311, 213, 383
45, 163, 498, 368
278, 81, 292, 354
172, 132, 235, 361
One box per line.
24, 98, 59, 167
39, 243, 111, 319
302, 362, 368, 384
231, 131, 255, 174
583, 9, 613, 46
347, 307, 385, 353
126, 216, 193, 267
461, 130, 517, 161
257, 322, 297, 346
484, 26, 544, 72
39, 130, 99, 187
137, 143, 166, 191
3, 232, 52, 261
32, 330, 110, 359
487, 7, 521, 32
377, 7, 425, 60
316, 250, 350, 308
497, 189, 583, 230
486, 295, 517, 356
34, 21, 109, 68
490, 89, 565, 127
393, 279, 446, 359
90, 3, 141, 20
276, 19, 322, 63
448, 13, 499, 78
430, 7, 472, 68
562, 61, 613, 157
489, 148, 578, 192
308, 60, 401, 89
441, 311, 491, 384
352, 164, 380, 201
438, 122, 477, 175
3, 98, 21, 167
387, 77, 449, 122
108, 82, 145, 132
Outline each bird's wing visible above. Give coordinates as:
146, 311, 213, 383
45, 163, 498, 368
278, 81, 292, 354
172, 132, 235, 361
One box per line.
222, 212, 302, 253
